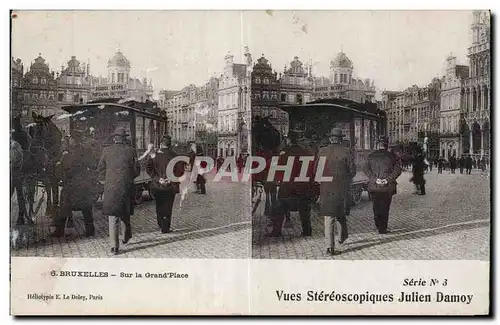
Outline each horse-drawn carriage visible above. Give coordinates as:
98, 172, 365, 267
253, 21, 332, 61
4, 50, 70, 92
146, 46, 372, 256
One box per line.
251, 98, 387, 214
278, 98, 387, 205
61, 98, 168, 204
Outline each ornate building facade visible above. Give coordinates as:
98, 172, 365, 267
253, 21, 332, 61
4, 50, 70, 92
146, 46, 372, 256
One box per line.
91, 50, 154, 102
251, 55, 287, 134
217, 50, 251, 157
160, 85, 197, 144
439, 55, 469, 159
312, 51, 376, 103
460, 10, 490, 158
193, 77, 219, 157
382, 79, 441, 159
10, 57, 24, 118
15, 54, 59, 126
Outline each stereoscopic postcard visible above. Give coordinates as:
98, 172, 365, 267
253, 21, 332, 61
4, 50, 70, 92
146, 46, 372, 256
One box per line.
8, 9, 491, 316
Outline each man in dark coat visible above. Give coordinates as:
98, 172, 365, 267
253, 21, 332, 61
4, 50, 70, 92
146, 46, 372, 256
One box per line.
465, 155, 473, 175
98, 127, 140, 255
146, 135, 185, 233
449, 155, 457, 174
411, 148, 427, 195
459, 156, 465, 174
268, 129, 316, 237
364, 136, 402, 234
11, 115, 31, 151
437, 156, 445, 174
51, 130, 97, 237
189, 143, 207, 195
315, 128, 356, 255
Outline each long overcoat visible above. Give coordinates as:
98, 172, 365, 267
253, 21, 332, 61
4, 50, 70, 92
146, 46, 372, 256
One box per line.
315, 143, 356, 216
98, 143, 140, 217
60, 143, 97, 210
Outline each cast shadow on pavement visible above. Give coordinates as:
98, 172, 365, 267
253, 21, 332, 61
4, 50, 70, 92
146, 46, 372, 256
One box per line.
122, 222, 251, 254
339, 220, 489, 256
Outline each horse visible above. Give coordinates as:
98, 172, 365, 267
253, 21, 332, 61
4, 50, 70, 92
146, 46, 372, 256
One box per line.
10, 114, 35, 225
26, 112, 63, 218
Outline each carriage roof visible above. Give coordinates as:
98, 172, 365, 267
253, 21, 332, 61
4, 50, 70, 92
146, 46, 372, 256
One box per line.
279, 98, 386, 120
61, 99, 166, 121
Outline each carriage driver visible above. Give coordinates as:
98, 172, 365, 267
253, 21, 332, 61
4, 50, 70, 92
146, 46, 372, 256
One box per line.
51, 130, 96, 238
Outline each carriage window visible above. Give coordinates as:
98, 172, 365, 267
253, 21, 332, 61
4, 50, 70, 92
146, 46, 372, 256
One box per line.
364, 119, 371, 149
144, 117, 155, 148
136, 117, 145, 149
354, 118, 362, 149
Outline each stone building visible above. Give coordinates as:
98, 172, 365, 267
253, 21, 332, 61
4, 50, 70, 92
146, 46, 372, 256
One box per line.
160, 85, 197, 144
460, 10, 490, 158
90, 50, 154, 102
251, 55, 287, 134
439, 55, 469, 159
382, 79, 441, 159
217, 49, 251, 157
10, 57, 24, 118
194, 77, 219, 157
15, 54, 59, 126
312, 51, 376, 104
381, 90, 405, 144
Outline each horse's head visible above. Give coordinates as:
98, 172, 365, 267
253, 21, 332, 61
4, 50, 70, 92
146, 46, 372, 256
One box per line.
252, 115, 281, 155
29, 112, 56, 143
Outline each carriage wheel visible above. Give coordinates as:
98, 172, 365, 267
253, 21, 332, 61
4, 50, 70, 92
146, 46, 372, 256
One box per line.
148, 187, 155, 200
352, 187, 363, 206
134, 188, 144, 205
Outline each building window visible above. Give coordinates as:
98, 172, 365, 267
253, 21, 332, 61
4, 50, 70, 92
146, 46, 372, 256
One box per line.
263, 78, 269, 84
58, 93, 64, 101
32, 76, 38, 84
281, 93, 286, 102
41, 78, 47, 84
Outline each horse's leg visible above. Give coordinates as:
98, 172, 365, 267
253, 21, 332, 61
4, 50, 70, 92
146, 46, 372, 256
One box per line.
15, 181, 28, 225
50, 178, 60, 220
44, 179, 52, 216
25, 179, 35, 220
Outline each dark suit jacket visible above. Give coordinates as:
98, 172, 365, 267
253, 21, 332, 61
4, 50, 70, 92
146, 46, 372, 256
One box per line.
364, 149, 402, 195
146, 147, 185, 194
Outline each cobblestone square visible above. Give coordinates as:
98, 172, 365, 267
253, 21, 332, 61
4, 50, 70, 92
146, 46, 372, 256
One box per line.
252, 169, 491, 260
11, 171, 252, 259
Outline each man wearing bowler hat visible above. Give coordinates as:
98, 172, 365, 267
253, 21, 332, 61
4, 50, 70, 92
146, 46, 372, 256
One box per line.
364, 136, 402, 234
315, 127, 356, 256
98, 127, 140, 255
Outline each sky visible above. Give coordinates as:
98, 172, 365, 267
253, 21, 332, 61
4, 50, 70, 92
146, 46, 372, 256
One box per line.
11, 10, 474, 99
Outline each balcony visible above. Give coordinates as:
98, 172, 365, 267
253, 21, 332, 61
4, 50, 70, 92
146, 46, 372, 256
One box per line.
439, 132, 460, 139
467, 42, 490, 55
218, 129, 238, 136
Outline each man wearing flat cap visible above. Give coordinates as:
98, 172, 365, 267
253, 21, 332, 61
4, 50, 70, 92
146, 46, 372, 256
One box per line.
98, 127, 140, 255
364, 136, 402, 235
315, 127, 356, 256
